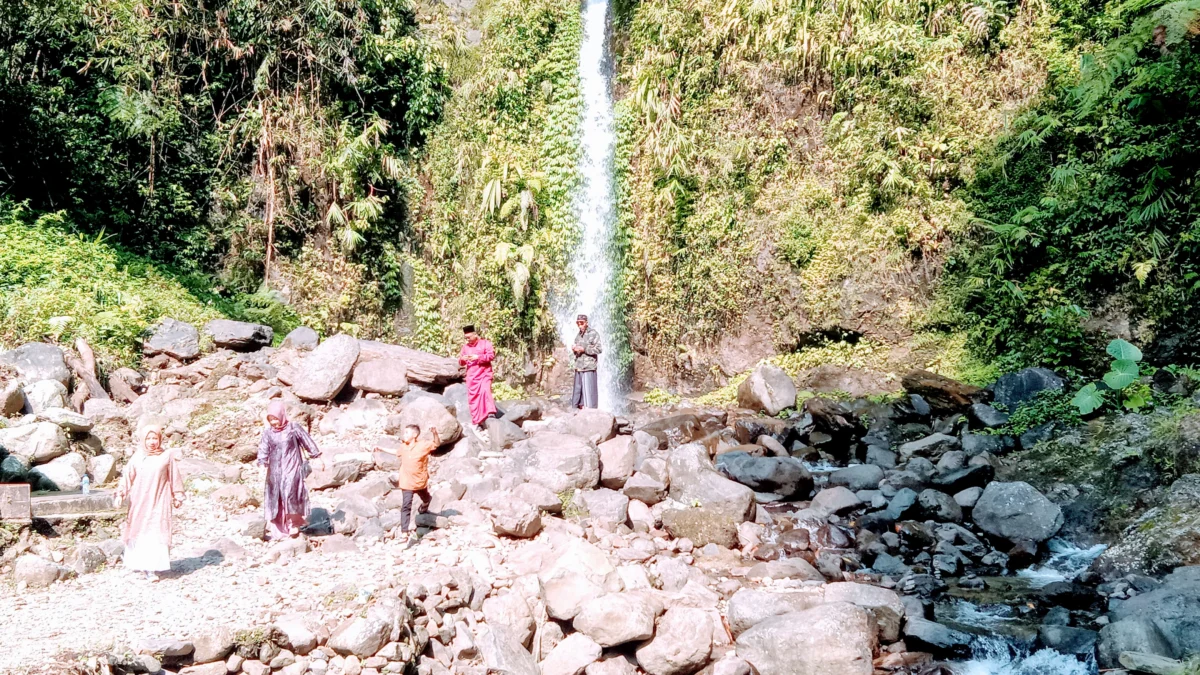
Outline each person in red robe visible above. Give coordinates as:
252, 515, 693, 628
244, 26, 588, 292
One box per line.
458, 325, 498, 428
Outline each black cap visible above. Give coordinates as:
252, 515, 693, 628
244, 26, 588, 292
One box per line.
463, 325, 476, 334
576, 314, 588, 321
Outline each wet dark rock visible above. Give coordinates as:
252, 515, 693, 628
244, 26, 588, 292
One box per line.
829, 464, 884, 491
641, 413, 725, 450
930, 465, 994, 493
1038, 582, 1097, 610
1019, 423, 1059, 450
885, 489, 919, 521
893, 394, 932, 421
903, 618, 972, 658
144, 318, 200, 361
972, 481, 1064, 544
865, 447, 897, 469
715, 452, 814, 500
961, 433, 1013, 457
1037, 626, 1097, 656
899, 434, 960, 461
917, 489, 962, 523
1042, 607, 1071, 626
204, 319, 274, 351
872, 552, 911, 576
992, 368, 1065, 410
969, 404, 1009, 429
1006, 540, 1039, 569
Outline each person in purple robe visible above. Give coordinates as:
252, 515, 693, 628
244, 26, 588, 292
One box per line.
257, 400, 324, 539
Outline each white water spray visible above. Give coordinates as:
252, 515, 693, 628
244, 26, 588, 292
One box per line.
558, 0, 625, 410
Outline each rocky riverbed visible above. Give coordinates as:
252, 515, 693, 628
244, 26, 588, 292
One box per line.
2, 320, 1200, 675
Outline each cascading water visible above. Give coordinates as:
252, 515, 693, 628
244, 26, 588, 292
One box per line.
558, 0, 626, 411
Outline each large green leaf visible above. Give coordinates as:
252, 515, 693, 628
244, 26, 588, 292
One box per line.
1102, 359, 1140, 390
1072, 383, 1105, 415
1106, 338, 1142, 362
1103, 369, 1137, 390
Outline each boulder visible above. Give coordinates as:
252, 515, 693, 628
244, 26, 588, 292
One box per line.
512, 432, 601, 493
511, 482, 562, 513
482, 592, 535, 649
954, 487, 983, 509
24, 379, 67, 414
972, 481, 1063, 543
1, 342, 70, 386
829, 465, 884, 492
969, 404, 1009, 428
543, 571, 605, 621
500, 400, 542, 426
635, 607, 713, 675
898, 433, 960, 460
736, 364, 797, 416
573, 593, 659, 647
0, 453, 30, 482
351, 357, 409, 396
327, 616, 390, 658
489, 499, 543, 538
992, 367, 1065, 410
399, 396, 462, 446
579, 488, 630, 529
1093, 475, 1200, 578
145, 318, 201, 361
277, 329, 319, 355
39, 407, 93, 433
31, 453, 84, 490
638, 413, 723, 450
203, 320, 273, 351
900, 370, 984, 413
917, 489, 962, 523
541, 634, 603, 675
0, 421, 69, 464
745, 559, 824, 582
475, 623, 538, 675
192, 626, 236, 663
1099, 566, 1200, 665
823, 583, 905, 642
2, 380, 24, 416
69, 543, 108, 575
357, 341, 463, 387
291, 334, 360, 401
726, 589, 825, 636
715, 452, 813, 499
487, 417, 527, 451
903, 618, 972, 658
930, 464, 994, 493
736, 603, 876, 675
1097, 618, 1177, 668
598, 435, 637, 489
623, 472, 668, 505
810, 487, 861, 516
665, 443, 755, 546
550, 409, 618, 445
14, 554, 68, 587
1037, 625, 1097, 656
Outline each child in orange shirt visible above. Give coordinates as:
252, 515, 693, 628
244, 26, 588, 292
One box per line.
388, 424, 440, 541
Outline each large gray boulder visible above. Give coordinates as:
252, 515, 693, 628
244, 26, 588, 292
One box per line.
992, 367, 1065, 410
1, 380, 24, 416
598, 435, 637, 489
573, 593, 659, 647
511, 432, 601, 493
476, 623, 538, 675
351, 357, 409, 396
972, 481, 1063, 543
635, 607, 713, 675
399, 396, 462, 445
291, 333, 360, 401
823, 583, 906, 643
39, 407, 92, 433
482, 592, 535, 649
579, 488, 630, 530
281, 327, 319, 351
31, 452, 85, 490
736, 603, 876, 675
664, 443, 755, 546
489, 499, 543, 539
203, 320, 273, 351
0, 422, 69, 464
144, 318, 200, 360
898, 433, 960, 460
549, 409, 617, 445
715, 452, 813, 499
23, 380, 67, 414
829, 465, 884, 492
903, 618, 972, 657
726, 589, 825, 636
1094, 475, 1200, 578
736, 364, 797, 416
541, 633, 603, 675
0, 343, 70, 386
1097, 566, 1200, 666
14, 554, 69, 587
358, 340, 464, 387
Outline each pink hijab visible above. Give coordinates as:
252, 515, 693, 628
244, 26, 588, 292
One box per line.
266, 400, 289, 428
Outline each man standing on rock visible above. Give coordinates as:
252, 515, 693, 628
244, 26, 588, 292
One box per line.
458, 325, 497, 430
571, 314, 602, 409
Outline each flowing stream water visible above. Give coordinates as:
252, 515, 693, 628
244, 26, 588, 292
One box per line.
558, 0, 626, 411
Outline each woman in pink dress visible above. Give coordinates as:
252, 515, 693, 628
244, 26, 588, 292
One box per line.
115, 425, 184, 581
458, 325, 497, 429
257, 400, 324, 539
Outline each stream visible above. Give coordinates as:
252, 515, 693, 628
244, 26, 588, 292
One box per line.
941, 540, 1107, 674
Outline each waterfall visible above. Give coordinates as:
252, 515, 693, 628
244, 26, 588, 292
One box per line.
558, 0, 626, 410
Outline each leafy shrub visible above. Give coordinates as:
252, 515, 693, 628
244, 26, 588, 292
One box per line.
643, 388, 682, 405
1073, 339, 1150, 414
0, 202, 221, 369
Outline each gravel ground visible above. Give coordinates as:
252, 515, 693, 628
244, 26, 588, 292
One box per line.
0, 474, 486, 673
